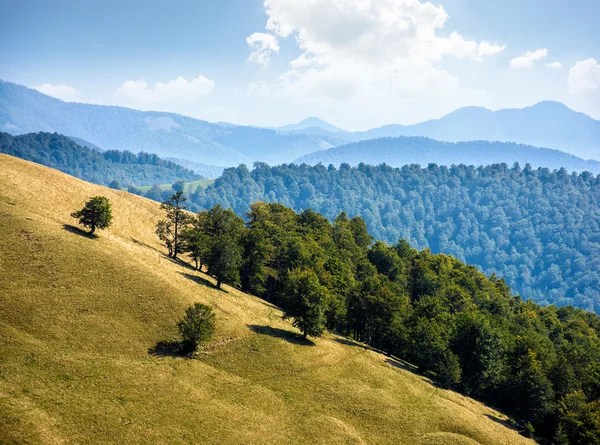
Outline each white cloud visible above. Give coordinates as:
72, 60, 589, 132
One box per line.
247, 32, 280, 68
568, 58, 600, 94
245, 0, 506, 126
566, 58, 600, 120
509, 48, 548, 69
33, 83, 79, 102
545, 61, 562, 69
114, 75, 215, 105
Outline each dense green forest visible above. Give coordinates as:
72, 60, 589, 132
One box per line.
0, 132, 201, 187
188, 162, 600, 314
161, 197, 600, 443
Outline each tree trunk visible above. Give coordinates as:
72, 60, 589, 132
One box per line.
303, 330, 308, 339
195, 259, 199, 270
89, 225, 95, 235
217, 279, 221, 289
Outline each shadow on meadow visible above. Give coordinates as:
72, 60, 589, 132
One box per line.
178, 272, 226, 292
62, 224, 98, 239
248, 324, 316, 346
148, 340, 195, 358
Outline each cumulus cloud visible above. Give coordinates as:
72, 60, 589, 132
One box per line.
245, 0, 506, 126
509, 48, 548, 69
33, 83, 79, 102
247, 32, 280, 67
545, 61, 562, 70
114, 75, 215, 105
568, 58, 600, 94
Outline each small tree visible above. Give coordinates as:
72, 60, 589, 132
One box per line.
159, 191, 190, 258
71, 196, 113, 235
155, 219, 174, 256
178, 303, 216, 352
282, 268, 327, 338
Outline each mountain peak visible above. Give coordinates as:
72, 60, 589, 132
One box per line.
277, 117, 345, 133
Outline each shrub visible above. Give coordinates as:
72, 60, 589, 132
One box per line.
177, 303, 216, 353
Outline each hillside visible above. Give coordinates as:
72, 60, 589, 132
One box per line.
344, 102, 600, 161
0, 154, 535, 444
0, 81, 344, 166
0, 131, 201, 187
192, 162, 600, 313
294, 137, 600, 174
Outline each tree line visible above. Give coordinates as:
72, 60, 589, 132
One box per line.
185, 161, 600, 314
0, 131, 201, 187
157, 192, 600, 444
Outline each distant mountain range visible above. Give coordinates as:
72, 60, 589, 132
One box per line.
2, 80, 599, 170
294, 137, 600, 173
0, 81, 343, 166
282, 102, 600, 161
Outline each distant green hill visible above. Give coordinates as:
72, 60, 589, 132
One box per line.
0, 131, 201, 187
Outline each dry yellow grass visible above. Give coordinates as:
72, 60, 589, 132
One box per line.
0, 154, 534, 444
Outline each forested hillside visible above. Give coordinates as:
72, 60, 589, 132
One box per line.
158, 197, 600, 443
190, 162, 600, 313
0, 131, 200, 186
295, 137, 600, 173
0, 154, 535, 445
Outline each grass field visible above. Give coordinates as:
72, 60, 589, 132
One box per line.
0, 154, 533, 444
136, 178, 215, 194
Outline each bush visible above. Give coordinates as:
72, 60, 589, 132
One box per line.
177, 303, 216, 352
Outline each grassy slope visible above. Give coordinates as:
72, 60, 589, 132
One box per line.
0, 154, 533, 445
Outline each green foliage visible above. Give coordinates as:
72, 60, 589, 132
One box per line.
177, 303, 216, 352
163, 200, 600, 443
282, 268, 327, 338
191, 162, 600, 314
0, 131, 200, 187
159, 191, 191, 259
70, 196, 113, 235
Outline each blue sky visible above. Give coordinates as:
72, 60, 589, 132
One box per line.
1, 0, 599, 129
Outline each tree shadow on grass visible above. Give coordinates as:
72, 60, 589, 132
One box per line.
178, 272, 227, 293
62, 224, 98, 239
333, 337, 372, 350
148, 340, 193, 358
484, 414, 520, 432
248, 324, 315, 346
130, 238, 162, 254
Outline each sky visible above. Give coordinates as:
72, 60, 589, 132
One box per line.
0, 0, 599, 130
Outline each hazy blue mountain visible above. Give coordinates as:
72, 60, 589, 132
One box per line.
295, 136, 600, 173
0, 81, 343, 166
275, 116, 346, 134
165, 157, 225, 178
350, 102, 600, 160
67, 136, 104, 152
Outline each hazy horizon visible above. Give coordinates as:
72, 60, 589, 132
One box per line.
1, 0, 599, 130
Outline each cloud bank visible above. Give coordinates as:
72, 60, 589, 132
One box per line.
114, 75, 215, 106
245, 0, 506, 126
33, 83, 79, 102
